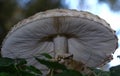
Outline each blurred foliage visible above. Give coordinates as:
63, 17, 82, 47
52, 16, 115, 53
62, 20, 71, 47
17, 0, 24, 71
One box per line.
98, 0, 120, 11
0, 53, 120, 76
23, 0, 62, 17
0, 57, 42, 76
110, 65, 120, 76
0, 0, 17, 47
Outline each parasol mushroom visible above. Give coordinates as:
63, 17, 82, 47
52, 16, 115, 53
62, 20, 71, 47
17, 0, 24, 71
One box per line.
1, 9, 118, 73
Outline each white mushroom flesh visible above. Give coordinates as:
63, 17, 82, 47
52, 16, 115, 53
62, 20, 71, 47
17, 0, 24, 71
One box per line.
1, 9, 118, 70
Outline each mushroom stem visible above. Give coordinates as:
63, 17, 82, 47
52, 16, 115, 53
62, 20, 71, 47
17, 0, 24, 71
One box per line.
53, 35, 68, 56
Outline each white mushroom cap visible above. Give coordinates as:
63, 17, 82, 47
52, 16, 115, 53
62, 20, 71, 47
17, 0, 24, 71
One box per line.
1, 9, 118, 69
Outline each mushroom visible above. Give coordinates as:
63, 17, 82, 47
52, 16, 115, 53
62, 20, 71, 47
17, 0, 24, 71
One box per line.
1, 9, 118, 72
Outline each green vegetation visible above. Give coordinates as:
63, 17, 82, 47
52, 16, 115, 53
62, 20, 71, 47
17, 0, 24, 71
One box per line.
0, 53, 120, 76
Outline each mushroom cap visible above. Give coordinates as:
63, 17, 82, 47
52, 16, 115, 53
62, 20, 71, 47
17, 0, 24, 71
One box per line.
1, 9, 118, 69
